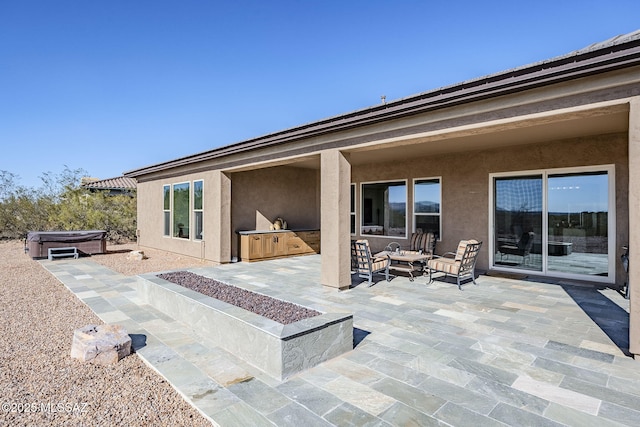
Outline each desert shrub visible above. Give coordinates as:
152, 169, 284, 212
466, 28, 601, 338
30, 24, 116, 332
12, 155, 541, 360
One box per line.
0, 168, 136, 242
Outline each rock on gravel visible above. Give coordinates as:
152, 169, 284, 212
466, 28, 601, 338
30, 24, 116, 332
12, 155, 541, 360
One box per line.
0, 241, 212, 426
70, 324, 132, 366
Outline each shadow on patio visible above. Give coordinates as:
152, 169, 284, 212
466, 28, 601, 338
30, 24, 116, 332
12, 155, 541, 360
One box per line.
560, 283, 631, 356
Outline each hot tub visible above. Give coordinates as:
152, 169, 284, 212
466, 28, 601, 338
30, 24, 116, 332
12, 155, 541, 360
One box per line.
26, 230, 107, 259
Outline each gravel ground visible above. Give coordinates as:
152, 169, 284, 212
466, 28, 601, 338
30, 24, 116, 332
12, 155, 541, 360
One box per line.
0, 240, 213, 426
158, 271, 320, 324
91, 243, 217, 276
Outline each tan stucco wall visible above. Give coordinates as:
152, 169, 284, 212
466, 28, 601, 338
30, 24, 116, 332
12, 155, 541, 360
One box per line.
628, 98, 640, 356
230, 165, 320, 258
351, 132, 629, 284
320, 150, 352, 289
136, 169, 229, 261
136, 131, 629, 283
137, 166, 320, 261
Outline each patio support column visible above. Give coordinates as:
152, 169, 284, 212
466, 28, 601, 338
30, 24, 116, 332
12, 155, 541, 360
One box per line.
629, 97, 640, 358
209, 170, 232, 264
320, 149, 352, 290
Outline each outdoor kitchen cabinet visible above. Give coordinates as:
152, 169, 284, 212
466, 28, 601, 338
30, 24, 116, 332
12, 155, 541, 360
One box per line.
262, 233, 287, 258
294, 230, 320, 254
286, 233, 307, 255
244, 234, 264, 259
239, 230, 320, 261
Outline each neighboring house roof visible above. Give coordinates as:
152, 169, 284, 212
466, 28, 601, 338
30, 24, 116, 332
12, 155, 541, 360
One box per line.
82, 176, 137, 191
125, 30, 640, 178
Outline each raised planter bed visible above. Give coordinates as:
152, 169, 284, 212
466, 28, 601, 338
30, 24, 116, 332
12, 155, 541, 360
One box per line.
134, 272, 353, 380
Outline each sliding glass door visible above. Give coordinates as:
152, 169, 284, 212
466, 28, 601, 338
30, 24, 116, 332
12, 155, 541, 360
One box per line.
492, 166, 614, 282
494, 175, 543, 272
547, 172, 609, 277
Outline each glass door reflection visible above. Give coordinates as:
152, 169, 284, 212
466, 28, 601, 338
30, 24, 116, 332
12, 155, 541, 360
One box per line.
547, 172, 609, 276
494, 175, 543, 272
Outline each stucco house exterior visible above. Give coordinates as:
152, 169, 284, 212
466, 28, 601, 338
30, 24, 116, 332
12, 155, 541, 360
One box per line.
125, 30, 640, 358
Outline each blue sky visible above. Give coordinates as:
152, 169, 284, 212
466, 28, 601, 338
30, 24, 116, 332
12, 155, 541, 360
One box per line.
1, 1, 639, 189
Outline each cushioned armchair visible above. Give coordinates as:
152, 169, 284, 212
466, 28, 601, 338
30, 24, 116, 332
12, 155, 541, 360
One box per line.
427, 240, 482, 290
405, 231, 436, 257
354, 239, 390, 287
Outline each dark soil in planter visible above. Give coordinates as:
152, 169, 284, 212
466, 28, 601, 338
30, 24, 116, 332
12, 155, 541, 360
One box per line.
157, 271, 321, 325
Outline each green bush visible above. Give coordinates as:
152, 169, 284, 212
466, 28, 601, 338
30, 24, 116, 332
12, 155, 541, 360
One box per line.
0, 168, 136, 243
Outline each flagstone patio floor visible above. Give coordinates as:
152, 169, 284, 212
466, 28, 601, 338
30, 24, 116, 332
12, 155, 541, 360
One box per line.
42, 255, 640, 426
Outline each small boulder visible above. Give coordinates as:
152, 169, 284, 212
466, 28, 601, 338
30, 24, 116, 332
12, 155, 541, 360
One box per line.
71, 324, 131, 366
127, 250, 145, 261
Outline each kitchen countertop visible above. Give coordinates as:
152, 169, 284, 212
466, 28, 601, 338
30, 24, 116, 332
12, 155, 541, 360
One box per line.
237, 229, 319, 235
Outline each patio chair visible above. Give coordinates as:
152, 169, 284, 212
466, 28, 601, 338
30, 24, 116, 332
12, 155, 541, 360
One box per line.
406, 231, 436, 257
401, 231, 436, 273
354, 239, 390, 287
351, 240, 358, 270
408, 229, 425, 252
426, 240, 482, 290
498, 231, 534, 264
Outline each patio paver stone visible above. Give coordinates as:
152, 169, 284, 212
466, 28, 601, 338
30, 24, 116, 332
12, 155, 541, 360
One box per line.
41, 255, 639, 426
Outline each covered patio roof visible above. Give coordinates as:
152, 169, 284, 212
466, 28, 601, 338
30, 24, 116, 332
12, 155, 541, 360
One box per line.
221, 100, 630, 172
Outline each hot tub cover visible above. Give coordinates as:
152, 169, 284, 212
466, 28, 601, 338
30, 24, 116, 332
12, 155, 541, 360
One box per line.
27, 230, 107, 243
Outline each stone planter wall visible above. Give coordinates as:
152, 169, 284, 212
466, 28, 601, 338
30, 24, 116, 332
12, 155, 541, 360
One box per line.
134, 273, 353, 380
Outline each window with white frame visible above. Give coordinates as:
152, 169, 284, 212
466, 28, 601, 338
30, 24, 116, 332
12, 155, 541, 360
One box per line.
173, 182, 190, 239
361, 180, 407, 237
413, 178, 441, 238
350, 184, 356, 235
193, 180, 203, 240
163, 180, 204, 240
163, 185, 171, 237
